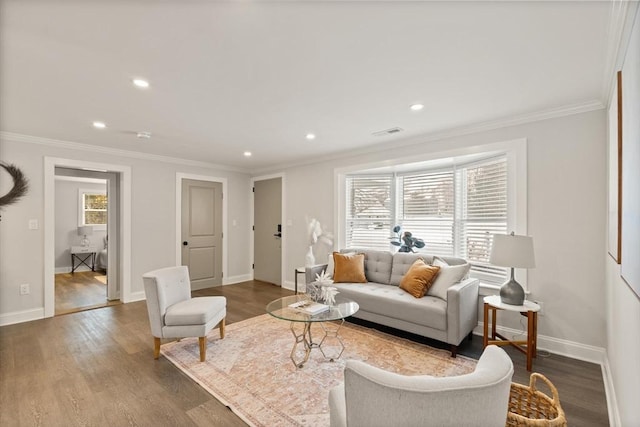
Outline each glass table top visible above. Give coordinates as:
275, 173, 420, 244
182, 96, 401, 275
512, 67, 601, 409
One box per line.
266, 294, 359, 323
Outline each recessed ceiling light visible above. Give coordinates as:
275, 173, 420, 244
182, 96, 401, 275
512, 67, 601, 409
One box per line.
244, 151, 252, 157
92, 121, 106, 129
137, 132, 152, 139
305, 133, 316, 140
410, 104, 424, 111
132, 78, 150, 88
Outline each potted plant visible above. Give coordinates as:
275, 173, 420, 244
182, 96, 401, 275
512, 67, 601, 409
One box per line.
390, 225, 425, 253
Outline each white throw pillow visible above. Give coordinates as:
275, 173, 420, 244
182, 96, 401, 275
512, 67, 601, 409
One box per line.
427, 257, 470, 301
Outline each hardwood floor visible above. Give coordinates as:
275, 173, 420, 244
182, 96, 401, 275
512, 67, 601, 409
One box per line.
55, 270, 121, 316
1, 281, 608, 426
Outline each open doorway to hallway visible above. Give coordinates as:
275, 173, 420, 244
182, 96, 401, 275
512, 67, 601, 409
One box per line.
54, 167, 121, 315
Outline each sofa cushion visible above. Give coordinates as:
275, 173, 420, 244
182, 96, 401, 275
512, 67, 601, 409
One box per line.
333, 252, 367, 283
427, 257, 471, 301
332, 282, 447, 330
390, 253, 431, 286
399, 259, 440, 298
341, 248, 393, 284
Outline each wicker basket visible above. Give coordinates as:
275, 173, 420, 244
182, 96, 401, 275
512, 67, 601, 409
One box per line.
506, 373, 567, 426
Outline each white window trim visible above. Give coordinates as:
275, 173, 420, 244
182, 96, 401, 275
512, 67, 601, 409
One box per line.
335, 137, 528, 291
78, 188, 107, 231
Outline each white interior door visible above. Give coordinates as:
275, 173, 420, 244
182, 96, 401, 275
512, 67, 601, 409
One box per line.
181, 179, 223, 289
253, 178, 282, 285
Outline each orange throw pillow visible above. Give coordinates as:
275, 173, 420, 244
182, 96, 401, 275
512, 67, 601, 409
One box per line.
399, 259, 441, 298
332, 252, 367, 283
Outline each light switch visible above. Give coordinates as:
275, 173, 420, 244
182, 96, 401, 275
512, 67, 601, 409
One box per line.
286, 219, 293, 226
232, 219, 237, 227
28, 219, 38, 230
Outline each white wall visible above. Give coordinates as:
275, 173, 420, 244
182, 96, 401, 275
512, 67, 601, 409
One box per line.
0, 136, 252, 323
605, 5, 640, 425
273, 109, 606, 351
54, 179, 107, 271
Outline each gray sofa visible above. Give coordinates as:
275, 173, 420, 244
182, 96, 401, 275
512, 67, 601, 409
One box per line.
306, 249, 479, 356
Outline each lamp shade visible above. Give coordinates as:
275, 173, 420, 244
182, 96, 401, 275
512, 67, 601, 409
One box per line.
78, 226, 93, 236
490, 233, 535, 268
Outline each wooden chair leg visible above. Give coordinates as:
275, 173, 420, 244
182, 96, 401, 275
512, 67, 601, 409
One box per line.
219, 317, 225, 339
199, 336, 207, 362
153, 337, 161, 360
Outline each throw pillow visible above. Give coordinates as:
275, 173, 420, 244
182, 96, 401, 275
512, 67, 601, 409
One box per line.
427, 257, 471, 300
326, 251, 355, 278
332, 252, 367, 283
399, 258, 441, 298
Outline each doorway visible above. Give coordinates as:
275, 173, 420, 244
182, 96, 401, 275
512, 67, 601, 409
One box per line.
53, 167, 120, 315
253, 176, 283, 286
44, 157, 132, 319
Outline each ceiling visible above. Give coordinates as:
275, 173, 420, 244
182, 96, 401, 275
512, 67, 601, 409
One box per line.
0, 1, 614, 171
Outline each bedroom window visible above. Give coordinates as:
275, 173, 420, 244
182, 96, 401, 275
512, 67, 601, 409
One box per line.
79, 190, 107, 227
342, 149, 520, 286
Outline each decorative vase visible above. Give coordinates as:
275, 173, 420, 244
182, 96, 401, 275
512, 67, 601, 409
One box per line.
305, 245, 315, 267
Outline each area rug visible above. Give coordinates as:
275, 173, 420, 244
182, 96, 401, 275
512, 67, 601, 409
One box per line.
161, 314, 477, 427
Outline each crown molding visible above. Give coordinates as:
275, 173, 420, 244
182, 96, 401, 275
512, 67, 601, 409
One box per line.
601, 0, 640, 105
0, 131, 250, 174
251, 99, 605, 175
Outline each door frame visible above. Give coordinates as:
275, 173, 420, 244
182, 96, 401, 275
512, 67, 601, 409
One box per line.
44, 157, 132, 318
175, 173, 228, 284
250, 173, 286, 287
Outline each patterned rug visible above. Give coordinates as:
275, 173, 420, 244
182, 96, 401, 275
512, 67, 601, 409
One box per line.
161, 314, 477, 427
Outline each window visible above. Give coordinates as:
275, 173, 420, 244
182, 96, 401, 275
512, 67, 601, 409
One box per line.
344, 155, 510, 284
79, 190, 107, 227
346, 175, 393, 250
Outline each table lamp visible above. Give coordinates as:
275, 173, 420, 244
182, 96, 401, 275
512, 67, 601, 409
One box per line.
78, 226, 93, 247
489, 232, 535, 305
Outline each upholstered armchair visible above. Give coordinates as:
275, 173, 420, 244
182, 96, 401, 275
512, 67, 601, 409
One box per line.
329, 345, 514, 427
142, 266, 226, 362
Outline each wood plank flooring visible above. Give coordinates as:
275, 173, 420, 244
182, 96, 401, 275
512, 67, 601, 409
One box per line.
55, 271, 120, 316
1, 281, 608, 426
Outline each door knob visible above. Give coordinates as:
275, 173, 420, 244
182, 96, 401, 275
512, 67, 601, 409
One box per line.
183, 241, 188, 246
273, 233, 282, 238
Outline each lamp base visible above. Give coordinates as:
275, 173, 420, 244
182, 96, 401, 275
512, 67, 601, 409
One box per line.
499, 277, 525, 306
81, 237, 90, 247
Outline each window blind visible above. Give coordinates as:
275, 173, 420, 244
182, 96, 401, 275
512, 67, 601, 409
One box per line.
398, 171, 455, 256
345, 175, 393, 250
457, 157, 508, 282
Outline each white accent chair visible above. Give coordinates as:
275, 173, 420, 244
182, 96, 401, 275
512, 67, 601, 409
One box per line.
142, 266, 226, 362
329, 345, 514, 427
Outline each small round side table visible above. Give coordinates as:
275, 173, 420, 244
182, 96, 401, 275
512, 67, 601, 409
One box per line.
483, 295, 540, 371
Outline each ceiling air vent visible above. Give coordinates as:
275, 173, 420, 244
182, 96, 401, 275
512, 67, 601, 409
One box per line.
372, 127, 404, 137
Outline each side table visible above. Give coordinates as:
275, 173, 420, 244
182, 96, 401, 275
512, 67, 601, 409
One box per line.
483, 295, 540, 371
70, 245, 98, 273
294, 267, 305, 294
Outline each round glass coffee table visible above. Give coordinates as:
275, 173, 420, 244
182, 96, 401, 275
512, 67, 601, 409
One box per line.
266, 294, 359, 368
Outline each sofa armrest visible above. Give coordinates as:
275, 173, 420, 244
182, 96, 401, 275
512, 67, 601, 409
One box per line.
446, 278, 480, 346
305, 264, 328, 284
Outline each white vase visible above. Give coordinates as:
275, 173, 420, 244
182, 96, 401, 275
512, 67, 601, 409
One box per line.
305, 245, 315, 267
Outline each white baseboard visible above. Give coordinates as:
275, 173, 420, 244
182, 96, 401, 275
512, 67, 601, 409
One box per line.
224, 274, 252, 285
474, 322, 606, 365
0, 307, 45, 326
123, 291, 146, 303
282, 280, 305, 292
602, 353, 621, 427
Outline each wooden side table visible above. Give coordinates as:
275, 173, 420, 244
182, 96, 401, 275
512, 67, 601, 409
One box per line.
483, 295, 540, 371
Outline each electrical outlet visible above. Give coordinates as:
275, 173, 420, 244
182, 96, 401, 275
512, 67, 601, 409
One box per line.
535, 300, 544, 316
19, 284, 30, 295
